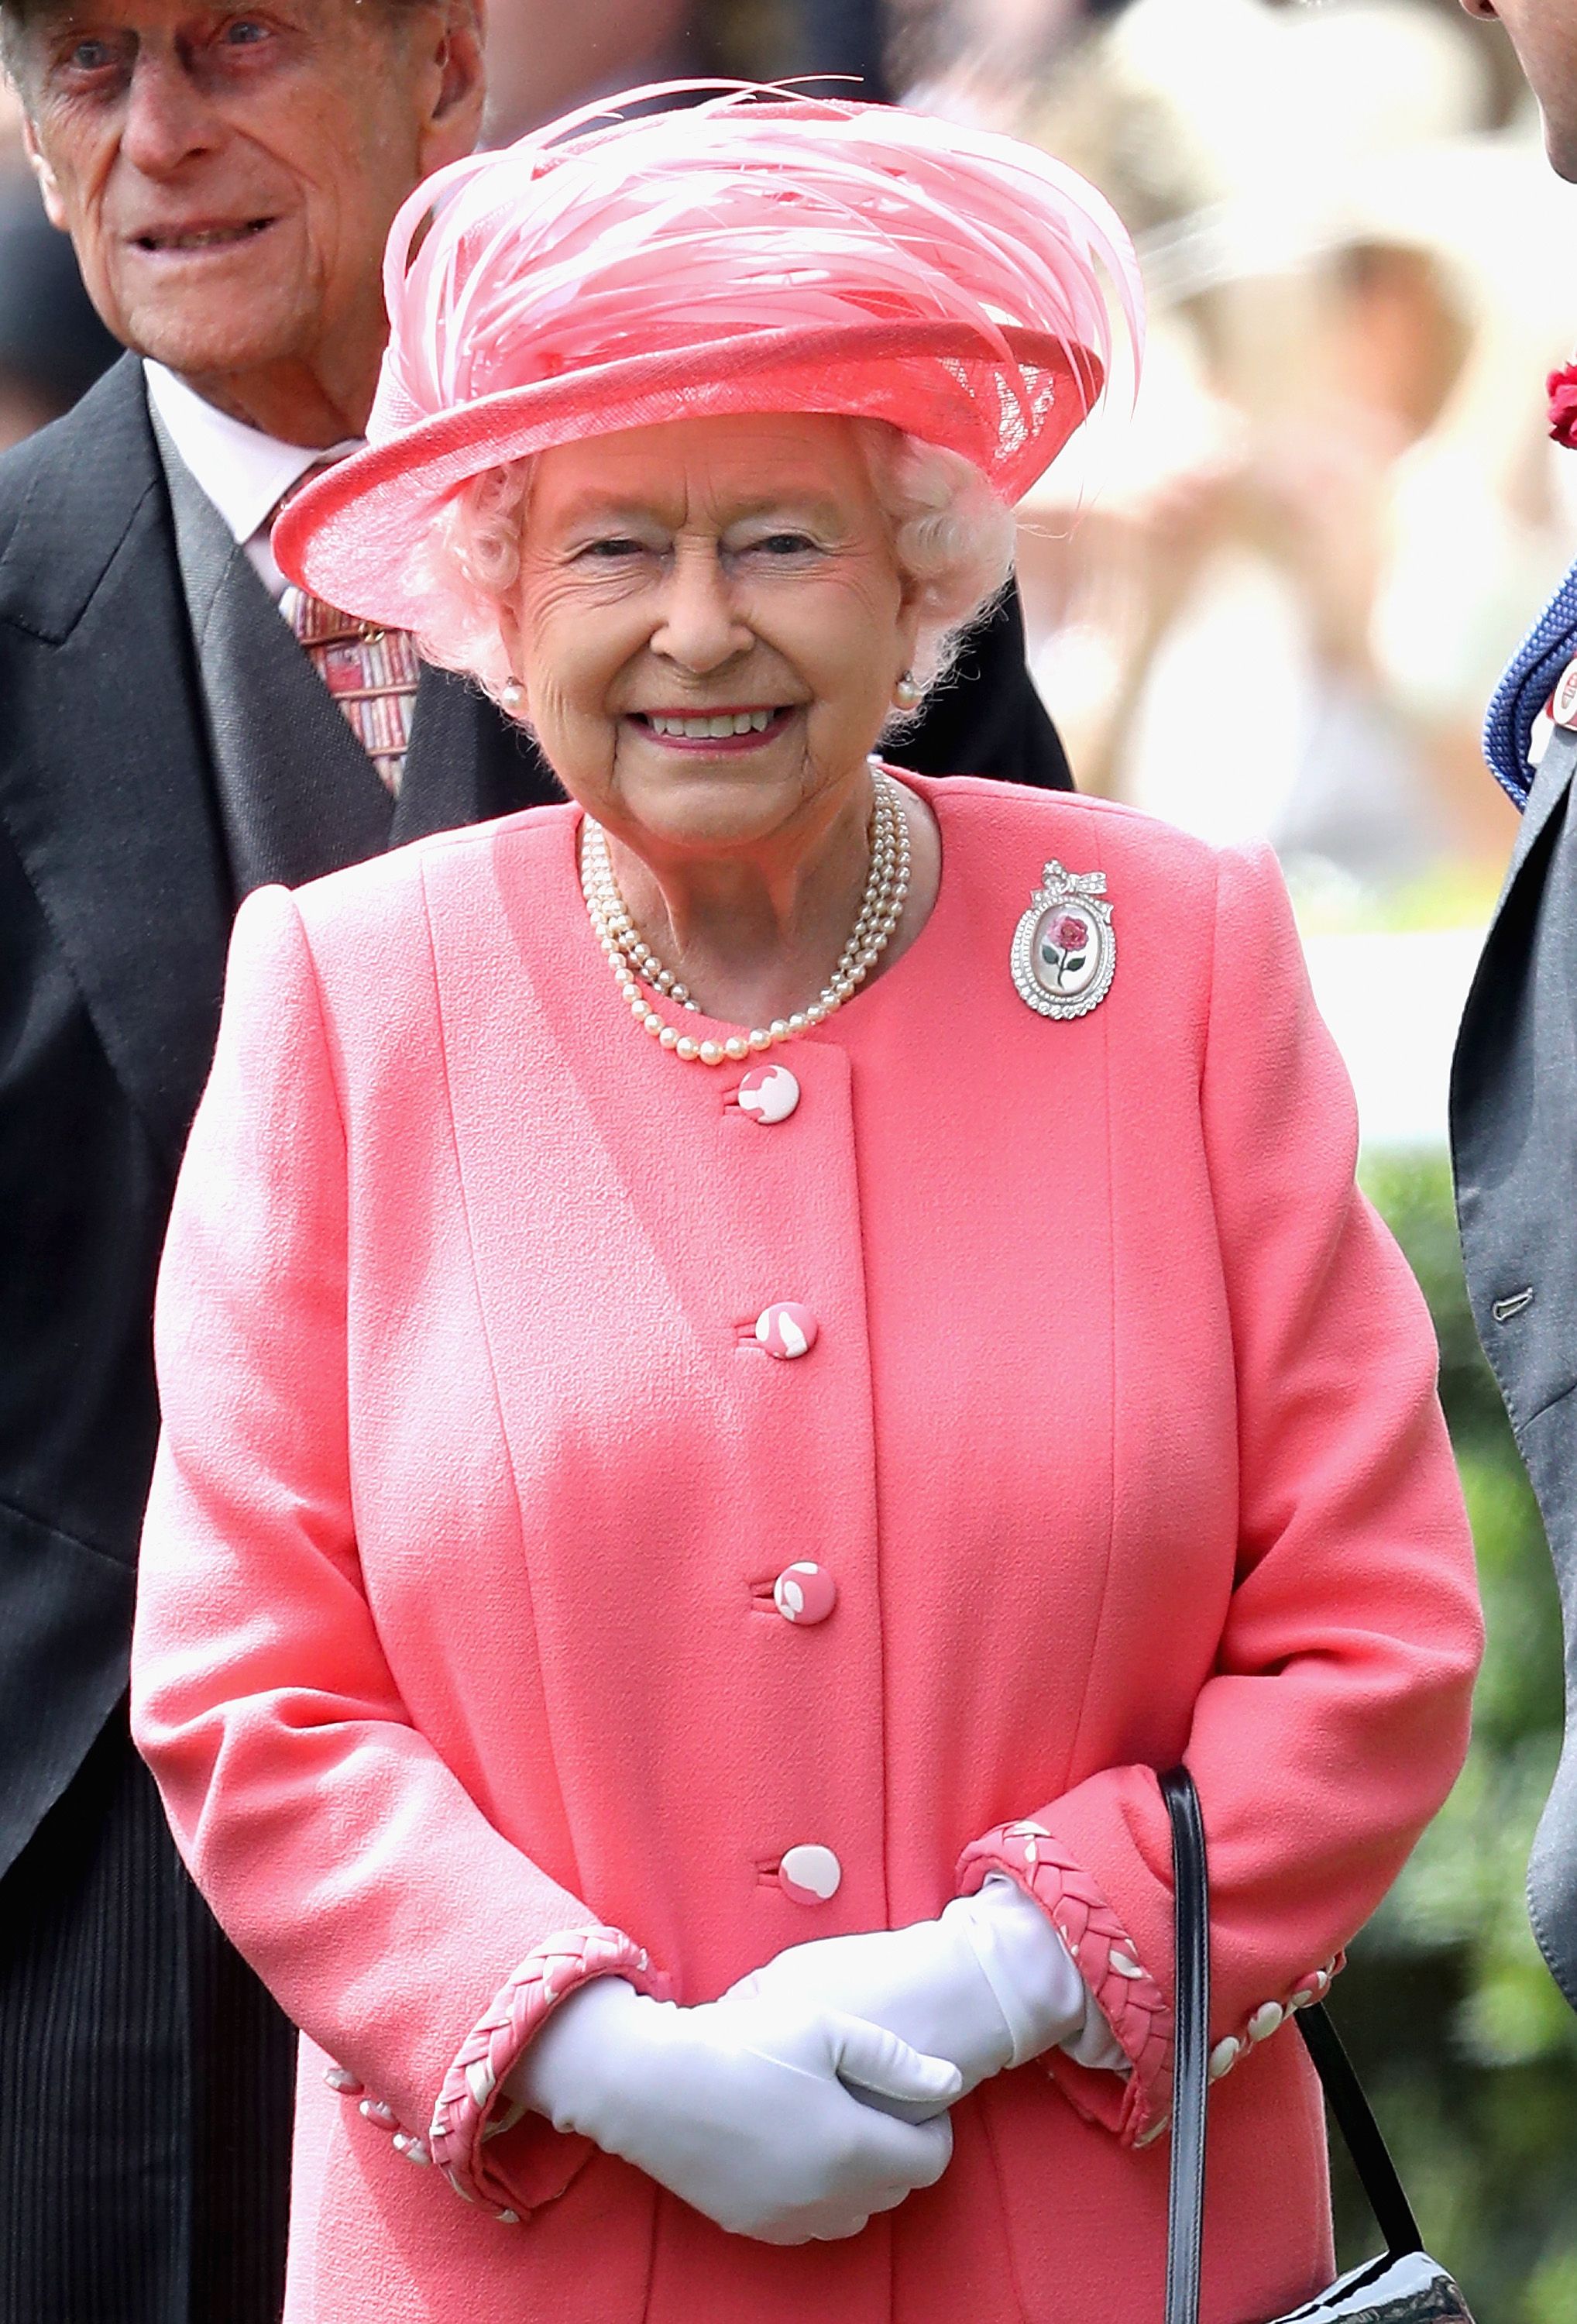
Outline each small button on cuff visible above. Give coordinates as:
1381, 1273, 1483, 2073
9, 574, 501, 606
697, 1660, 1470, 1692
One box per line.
778, 1844, 842, 1905
772, 1561, 837, 1624
1208, 2037, 1240, 2080
756, 1302, 818, 1359
737, 1064, 800, 1124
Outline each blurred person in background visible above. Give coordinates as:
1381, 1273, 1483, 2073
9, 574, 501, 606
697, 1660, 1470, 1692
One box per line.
481, 1, 891, 147
1452, 0, 1577, 2030
481, 0, 697, 142
892, 0, 1132, 127
0, 9, 1067, 2323
1005, 0, 1573, 905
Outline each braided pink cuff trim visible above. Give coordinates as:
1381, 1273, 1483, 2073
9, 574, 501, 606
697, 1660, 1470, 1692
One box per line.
428, 1926, 669, 2218
958, 1820, 1173, 2147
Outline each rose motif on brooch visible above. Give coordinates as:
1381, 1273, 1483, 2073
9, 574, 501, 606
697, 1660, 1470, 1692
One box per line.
1042, 912, 1094, 990
1011, 862, 1115, 1019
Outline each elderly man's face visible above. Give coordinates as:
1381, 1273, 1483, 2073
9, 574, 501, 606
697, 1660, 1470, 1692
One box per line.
7, 0, 482, 423
1462, 0, 1577, 177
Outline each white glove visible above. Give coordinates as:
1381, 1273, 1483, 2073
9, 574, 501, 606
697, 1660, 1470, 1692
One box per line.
725, 1876, 1115, 2116
507, 1975, 962, 2243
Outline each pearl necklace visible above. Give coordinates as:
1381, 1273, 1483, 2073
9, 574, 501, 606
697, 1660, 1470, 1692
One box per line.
580, 765, 912, 1064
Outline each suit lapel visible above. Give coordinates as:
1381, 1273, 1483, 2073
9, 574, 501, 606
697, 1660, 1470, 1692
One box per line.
1500, 724, 1577, 900
0, 358, 230, 1170
1451, 725, 1577, 1137
155, 414, 395, 891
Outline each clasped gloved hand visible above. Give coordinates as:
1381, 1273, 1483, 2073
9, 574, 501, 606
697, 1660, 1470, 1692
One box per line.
509, 1974, 963, 2243
723, 1875, 1111, 2119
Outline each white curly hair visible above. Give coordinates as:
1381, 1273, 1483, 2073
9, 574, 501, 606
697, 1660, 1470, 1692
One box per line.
410, 420, 1017, 734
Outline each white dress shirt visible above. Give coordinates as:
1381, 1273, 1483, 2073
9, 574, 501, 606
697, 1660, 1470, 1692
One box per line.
143, 359, 362, 605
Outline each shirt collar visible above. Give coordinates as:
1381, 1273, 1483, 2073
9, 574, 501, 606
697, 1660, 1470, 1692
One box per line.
143, 359, 362, 554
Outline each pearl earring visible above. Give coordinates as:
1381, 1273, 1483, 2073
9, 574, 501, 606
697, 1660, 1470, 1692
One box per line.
501, 679, 523, 711
893, 671, 921, 710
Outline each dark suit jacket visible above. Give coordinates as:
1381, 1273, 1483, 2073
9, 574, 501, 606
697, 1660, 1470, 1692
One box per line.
1452, 717, 1577, 2011
0, 352, 1068, 2319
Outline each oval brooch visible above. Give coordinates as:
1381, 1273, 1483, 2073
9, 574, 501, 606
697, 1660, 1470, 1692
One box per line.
1011, 861, 1115, 1019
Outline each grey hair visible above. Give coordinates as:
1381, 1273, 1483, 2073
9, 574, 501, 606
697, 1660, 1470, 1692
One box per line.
411, 418, 1017, 728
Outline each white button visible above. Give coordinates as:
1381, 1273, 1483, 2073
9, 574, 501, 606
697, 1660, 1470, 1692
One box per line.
1247, 2002, 1284, 2043
772, 1561, 837, 1624
778, 1844, 842, 1904
737, 1064, 800, 1124
755, 1302, 817, 1359
1554, 657, 1577, 728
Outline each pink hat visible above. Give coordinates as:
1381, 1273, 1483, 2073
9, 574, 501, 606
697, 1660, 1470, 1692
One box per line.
274, 85, 1142, 631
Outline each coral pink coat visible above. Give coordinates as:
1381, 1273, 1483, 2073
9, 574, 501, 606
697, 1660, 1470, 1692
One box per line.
131, 776, 1481, 2324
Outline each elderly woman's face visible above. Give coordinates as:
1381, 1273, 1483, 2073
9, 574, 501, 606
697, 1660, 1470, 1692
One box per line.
505, 412, 920, 859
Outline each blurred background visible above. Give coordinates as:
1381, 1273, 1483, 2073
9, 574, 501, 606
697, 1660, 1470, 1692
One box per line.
5, 0, 1574, 2309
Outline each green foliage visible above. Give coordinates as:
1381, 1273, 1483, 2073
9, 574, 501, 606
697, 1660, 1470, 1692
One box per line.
1324, 1153, 1577, 2319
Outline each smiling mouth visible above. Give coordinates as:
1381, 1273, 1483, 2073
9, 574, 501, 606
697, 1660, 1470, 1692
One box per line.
133, 218, 276, 253
633, 707, 792, 742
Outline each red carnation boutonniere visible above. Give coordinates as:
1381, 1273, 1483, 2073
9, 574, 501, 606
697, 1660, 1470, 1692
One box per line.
1549, 361, 1577, 447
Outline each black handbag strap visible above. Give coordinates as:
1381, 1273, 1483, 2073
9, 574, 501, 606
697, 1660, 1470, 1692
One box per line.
1293, 1997, 1421, 2258
1161, 1767, 1210, 2324
1160, 1766, 1424, 2324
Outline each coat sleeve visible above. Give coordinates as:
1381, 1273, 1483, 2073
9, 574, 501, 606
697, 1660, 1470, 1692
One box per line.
956, 840, 1483, 2147
130, 885, 665, 2223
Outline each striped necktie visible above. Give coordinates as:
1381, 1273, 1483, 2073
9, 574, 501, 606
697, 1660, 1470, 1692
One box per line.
279, 584, 420, 797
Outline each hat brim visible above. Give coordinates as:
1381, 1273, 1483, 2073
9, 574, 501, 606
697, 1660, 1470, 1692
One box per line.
274, 318, 1102, 632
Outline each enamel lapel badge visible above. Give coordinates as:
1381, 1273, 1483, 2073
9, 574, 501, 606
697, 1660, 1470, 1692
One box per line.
1011, 861, 1115, 1019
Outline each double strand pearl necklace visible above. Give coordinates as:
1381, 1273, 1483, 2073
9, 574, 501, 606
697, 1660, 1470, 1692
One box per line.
580, 765, 912, 1065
